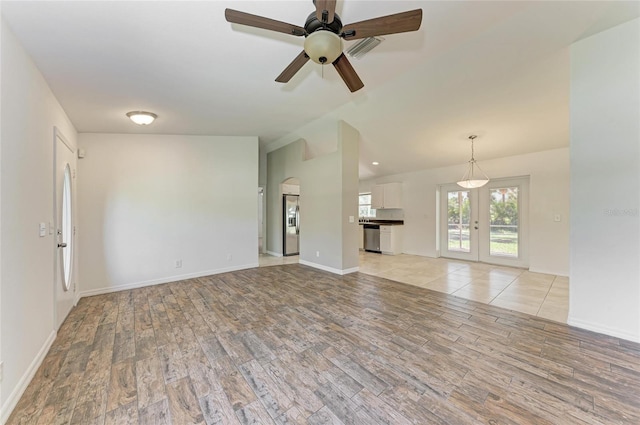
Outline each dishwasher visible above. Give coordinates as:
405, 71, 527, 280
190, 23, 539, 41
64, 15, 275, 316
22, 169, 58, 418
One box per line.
363, 224, 381, 253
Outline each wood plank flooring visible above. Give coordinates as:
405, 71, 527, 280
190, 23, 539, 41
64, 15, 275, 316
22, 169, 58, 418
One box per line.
7, 265, 640, 424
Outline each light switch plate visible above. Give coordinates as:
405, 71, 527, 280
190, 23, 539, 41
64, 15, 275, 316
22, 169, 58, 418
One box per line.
554, 214, 561, 222
349, 216, 355, 223
39, 222, 47, 237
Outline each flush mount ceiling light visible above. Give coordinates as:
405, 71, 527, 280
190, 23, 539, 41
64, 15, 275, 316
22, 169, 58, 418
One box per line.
304, 30, 343, 64
372, 161, 380, 165
457, 135, 490, 189
126, 111, 157, 125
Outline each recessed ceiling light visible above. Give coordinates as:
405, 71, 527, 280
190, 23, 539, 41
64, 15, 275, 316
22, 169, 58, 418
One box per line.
126, 111, 157, 125
372, 161, 380, 165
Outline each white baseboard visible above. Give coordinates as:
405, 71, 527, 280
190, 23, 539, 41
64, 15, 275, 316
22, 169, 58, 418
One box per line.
299, 260, 359, 275
529, 267, 569, 277
265, 251, 282, 257
1, 330, 57, 424
567, 316, 640, 343
78, 263, 259, 298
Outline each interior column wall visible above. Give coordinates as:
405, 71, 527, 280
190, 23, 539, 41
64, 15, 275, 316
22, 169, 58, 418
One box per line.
569, 18, 640, 342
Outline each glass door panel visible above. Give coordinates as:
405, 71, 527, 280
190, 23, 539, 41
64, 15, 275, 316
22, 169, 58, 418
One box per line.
479, 178, 529, 268
447, 190, 471, 252
489, 187, 519, 258
440, 185, 478, 261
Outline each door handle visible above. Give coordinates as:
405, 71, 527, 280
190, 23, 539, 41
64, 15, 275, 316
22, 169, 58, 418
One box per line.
58, 242, 67, 248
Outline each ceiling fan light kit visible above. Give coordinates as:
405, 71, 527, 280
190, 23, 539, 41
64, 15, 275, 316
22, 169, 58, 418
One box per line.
224, 1, 422, 92
304, 31, 343, 64
457, 135, 490, 189
126, 111, 157, 125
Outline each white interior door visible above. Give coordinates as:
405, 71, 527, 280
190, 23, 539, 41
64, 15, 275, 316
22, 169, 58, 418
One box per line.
440, 177, 529, 268
55, 129, 76, 329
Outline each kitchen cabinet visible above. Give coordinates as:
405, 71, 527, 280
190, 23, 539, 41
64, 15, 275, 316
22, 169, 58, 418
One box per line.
371, 182, 403, 209
380, 225, 403, 255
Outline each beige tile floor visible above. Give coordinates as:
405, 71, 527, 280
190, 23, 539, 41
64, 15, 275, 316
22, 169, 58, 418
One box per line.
259, 251, 569, 324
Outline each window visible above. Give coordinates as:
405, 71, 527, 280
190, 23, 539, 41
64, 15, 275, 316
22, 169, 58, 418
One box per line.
62, 164, 73, 290
359, 193, 376, 218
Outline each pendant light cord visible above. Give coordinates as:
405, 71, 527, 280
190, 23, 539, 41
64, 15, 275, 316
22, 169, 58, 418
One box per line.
469, 135, 477, 162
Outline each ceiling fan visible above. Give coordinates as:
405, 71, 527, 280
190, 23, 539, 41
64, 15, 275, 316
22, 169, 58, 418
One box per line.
225, 1, 422, 92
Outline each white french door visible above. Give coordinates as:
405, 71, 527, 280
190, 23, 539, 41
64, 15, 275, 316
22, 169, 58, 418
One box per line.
440, 177, 529, 268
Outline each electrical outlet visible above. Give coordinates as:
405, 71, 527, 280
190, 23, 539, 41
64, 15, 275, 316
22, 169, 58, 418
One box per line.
316, 251, 320, 257
227, 254, 233, 261
175, 260, 182, 268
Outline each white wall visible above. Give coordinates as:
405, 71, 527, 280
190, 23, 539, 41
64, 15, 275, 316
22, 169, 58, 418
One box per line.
77, 133, 259, 296
361, 148, 570, 276
1, 21, 78, 422
569, 18, 640, 342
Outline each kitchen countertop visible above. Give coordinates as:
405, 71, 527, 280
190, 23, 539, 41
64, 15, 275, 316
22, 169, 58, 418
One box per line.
359, 219, 404, 225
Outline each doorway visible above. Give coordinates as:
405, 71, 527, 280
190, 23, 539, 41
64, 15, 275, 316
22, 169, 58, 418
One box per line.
281, 178, 300, 256
439, 177, 529, 268
54, 128, 77, 329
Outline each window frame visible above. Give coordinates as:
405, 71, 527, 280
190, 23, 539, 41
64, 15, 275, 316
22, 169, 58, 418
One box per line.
359, 193, 376, 218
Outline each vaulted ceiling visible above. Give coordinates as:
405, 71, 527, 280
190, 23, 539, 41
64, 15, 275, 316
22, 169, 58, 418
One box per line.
2, 1, 638, 178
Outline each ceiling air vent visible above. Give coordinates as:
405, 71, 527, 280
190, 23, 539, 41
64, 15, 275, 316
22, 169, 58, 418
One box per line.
346, 36, 384, 59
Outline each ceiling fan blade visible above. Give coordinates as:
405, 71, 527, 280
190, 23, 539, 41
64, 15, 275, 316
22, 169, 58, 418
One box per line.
332, 53, 364, 92
315, 0, 336, 24
225, 9, 306, 36
342, 9, 422, 40
276, 51, 310, 83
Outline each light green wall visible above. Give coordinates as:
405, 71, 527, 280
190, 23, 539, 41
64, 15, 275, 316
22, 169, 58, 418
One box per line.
266, 121, 359, 273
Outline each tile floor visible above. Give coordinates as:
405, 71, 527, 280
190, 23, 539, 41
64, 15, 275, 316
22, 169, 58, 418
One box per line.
259, 252, 569, 324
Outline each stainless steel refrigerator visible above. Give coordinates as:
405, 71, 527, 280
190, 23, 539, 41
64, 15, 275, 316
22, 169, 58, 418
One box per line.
283, 195, 299, 256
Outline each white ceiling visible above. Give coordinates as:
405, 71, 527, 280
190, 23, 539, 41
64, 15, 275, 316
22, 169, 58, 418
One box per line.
2, 1, 638, 179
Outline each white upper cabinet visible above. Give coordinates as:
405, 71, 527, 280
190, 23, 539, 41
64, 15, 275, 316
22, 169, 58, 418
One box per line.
371, 182, 403, 209
371, 185, 385, 209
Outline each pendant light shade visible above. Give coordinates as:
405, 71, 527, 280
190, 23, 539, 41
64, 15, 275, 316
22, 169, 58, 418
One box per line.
457, 135, 490, 189
126, 111, 157, 125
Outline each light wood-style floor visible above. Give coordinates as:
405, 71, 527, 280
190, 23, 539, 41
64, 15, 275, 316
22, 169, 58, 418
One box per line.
260, 252, 569, 323
8, 265, 639, 424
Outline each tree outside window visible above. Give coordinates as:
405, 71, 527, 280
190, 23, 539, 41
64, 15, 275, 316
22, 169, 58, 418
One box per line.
359, 193, 376, 218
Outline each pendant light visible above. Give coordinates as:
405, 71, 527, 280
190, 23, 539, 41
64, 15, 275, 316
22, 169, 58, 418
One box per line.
457, 135, 490, 189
